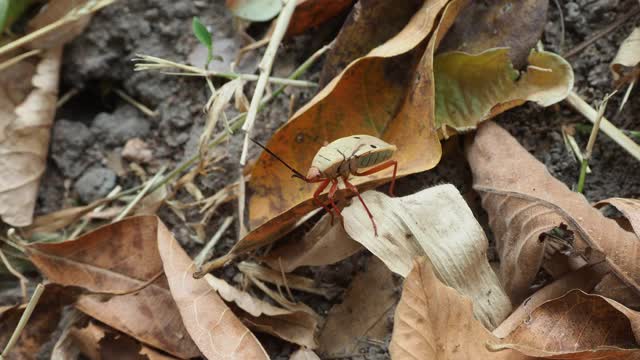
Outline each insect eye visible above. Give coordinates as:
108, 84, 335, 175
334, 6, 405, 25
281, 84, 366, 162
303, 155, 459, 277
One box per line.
370, 145, 377, 148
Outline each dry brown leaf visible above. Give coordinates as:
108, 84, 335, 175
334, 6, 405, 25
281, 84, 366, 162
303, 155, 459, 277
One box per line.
286, 0, 355, 36
342, 185, 512, 329
157, 220, 269, 360
467, 121, 640, 305
0, 47, 60, 226
22, 197, 113, 236
390, 257, 525, 360
26, 0, 93, 50
260, 213, 363, 272
289, 348, 321, 360
318, 0, 423, 85
438, 0, 548, 68
611, 27, 640, 84
206, 274, 318, 348
26, 216, 200, 358
224, 0, 467, 267
318, 257, 396, 358
493, 290, 640, 358
0, 284, 83, 360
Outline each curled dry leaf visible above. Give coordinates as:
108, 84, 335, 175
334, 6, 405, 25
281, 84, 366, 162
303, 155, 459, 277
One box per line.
390, 257, 525, 360
611, 27, 640, 84
0, 47, 60, 226
205, 275, 318, 348
26, 216, 200, 358
438, 0, 548, 68
342, 185, 511, 329
232, 0, 467, 264
286, 0, 355, 36
435, 48, 573, 133
261, 212, 363, 272
317, 257, 396, 358
157, 220, 269, 360
226, 0, 283, 21
467, 122, 640, 305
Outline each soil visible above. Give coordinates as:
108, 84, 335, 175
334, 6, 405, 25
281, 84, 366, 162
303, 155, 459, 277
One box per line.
11, 0, 640, 358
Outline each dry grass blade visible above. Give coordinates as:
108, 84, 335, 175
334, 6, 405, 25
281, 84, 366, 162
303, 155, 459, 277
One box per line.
467, 121, 640, 305
237, 261, 335, 299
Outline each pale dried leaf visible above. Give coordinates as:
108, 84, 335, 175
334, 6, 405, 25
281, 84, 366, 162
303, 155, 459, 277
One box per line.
0, 47, 60, 226
289, 348, 321, 360
261, 213, 363, 272
27, 0, 92, 49
27, 216, 200, 358
467, 122, 640, 305
342, 185, 511, 329
390, 257, 525, 360
611, 27, 640, 82
157, 221, 269, 359
205, 274, 318, 348
318, 257, 396, 358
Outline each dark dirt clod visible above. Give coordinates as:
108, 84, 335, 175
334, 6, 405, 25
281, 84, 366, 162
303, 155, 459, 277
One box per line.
51, 119, 93, 178
74, 167, 117, 203
91, 105, 151, 146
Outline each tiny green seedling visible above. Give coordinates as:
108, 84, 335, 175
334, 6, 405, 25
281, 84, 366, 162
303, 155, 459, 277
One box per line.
191, 17, 222, 69
252, 135, 398, 236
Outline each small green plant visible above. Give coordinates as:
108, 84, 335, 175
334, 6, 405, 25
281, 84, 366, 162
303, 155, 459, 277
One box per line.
0, 0, 36, 34
192, 17, 221, 69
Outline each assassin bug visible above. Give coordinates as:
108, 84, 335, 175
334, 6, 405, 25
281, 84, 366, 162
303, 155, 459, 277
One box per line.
251, 135, 398, 236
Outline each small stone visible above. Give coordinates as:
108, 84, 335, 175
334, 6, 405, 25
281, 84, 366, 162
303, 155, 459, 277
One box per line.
74, 168, 117, 203
122, 138, 153, 163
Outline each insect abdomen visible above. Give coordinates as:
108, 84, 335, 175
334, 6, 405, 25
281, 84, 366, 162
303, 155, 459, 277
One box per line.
357, 149, 394, 168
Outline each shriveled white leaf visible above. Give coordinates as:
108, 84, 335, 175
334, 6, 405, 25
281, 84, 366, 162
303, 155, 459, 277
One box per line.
206, 275, 318, 348
342, 185, 511, 329
611, 27, 640, 81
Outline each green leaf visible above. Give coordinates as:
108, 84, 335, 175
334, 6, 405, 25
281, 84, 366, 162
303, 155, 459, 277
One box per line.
192, 17, 213, 68
0, 0, 36, 33
226, 0, 282, 22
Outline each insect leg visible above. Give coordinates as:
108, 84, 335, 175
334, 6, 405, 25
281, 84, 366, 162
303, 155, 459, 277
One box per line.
354, 160, 397, 196
328, 179, 341, 218
343, 177, 378, 236
313, 179, 334, 223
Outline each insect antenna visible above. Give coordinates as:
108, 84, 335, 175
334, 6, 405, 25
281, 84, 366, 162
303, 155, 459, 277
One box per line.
249, 138, 307, 180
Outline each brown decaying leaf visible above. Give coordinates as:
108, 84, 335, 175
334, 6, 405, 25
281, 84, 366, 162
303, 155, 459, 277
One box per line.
205, 274, 318, 348
467, 121, 640, 305
493, 290, 640, 358
438, 0, 548, 68
261, 212, 363, 272
0, 284, 83, 360
27, 0, 93, 50
611, 27, 640, 83
290, 348, 321, 360
318, 0, 423, 85
318, 257, 396, 358
286, 0, 355, 37
157, 219, 269, 359
342, 185, 512, 329
231, 0, 467, 265
0, 47, 60, 226
26, 216, 200, 358
389, 257, 525, 360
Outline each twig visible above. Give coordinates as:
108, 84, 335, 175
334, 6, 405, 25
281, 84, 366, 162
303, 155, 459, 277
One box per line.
0, 283, 45, 359
114, 166, 166, 222
563, 6, 640, 58
617, 79, 635, 116
561, 126, 591, 173
56, 88, 79, 108
114, 89, 157, 117
240, 0, 298, 165
0, 249, 28, 301
576, 92, 615, 193
194, 216, 233, 268
565, 91, 640, 162
552, 0, 565, 52
0, 49, 41, 72
0, 0, 117, 57
69, 186, 122, 239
